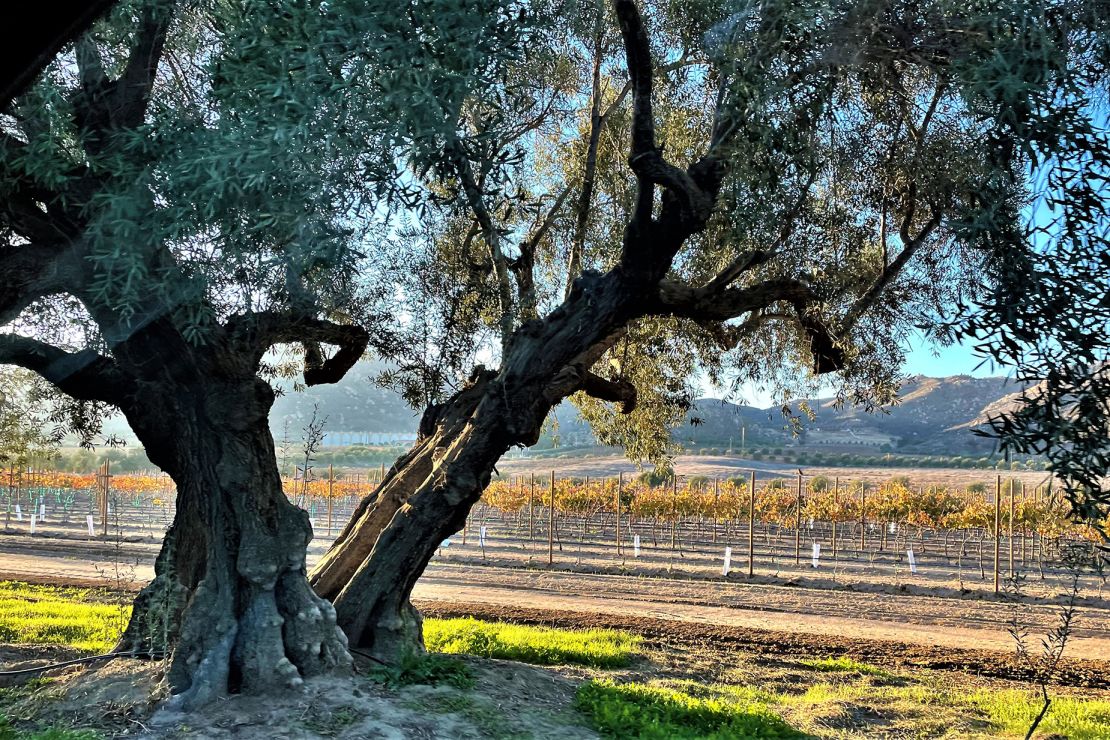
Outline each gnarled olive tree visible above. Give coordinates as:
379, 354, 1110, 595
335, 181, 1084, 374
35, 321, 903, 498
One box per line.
0, 0, 397, 708
311, 0, 1110, 659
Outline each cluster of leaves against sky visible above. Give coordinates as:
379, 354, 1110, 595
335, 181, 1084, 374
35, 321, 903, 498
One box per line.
1, 0, 1108, 526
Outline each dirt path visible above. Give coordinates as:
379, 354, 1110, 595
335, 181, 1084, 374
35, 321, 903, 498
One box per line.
415, 600, 1110, 690
2, 526, 1108, 665
411, 563, 1110, 660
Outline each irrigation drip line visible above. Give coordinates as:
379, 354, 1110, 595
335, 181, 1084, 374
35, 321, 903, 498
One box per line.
0, 649, 165, 678
348, 646, 388, 665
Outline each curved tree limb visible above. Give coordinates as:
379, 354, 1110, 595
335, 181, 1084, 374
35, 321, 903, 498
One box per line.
0, 243, 83, 327
0, 334, 130, 405
613, 0, 657, 229
579, 370, 637, 413
0, 0, 117, 109
226, 312, 371, 386
655, 276, 844, 374
544, 363, 637, 414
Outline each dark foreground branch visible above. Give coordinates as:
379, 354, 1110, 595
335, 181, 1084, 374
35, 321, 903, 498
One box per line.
0, 334, 130, 404
227, 312, 370, 386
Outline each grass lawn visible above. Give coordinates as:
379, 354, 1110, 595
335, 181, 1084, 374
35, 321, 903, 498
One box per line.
0, 582, 130, 654
424, 616, 640, 667
2, 580, 1110, 738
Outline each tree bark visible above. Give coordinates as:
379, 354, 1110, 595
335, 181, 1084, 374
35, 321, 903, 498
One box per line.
117, 375, 350, 710
311, 270, 636, 659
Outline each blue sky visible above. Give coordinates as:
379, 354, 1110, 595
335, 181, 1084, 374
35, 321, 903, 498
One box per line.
902, 332, 1003, 379
721, 331, 1007, 408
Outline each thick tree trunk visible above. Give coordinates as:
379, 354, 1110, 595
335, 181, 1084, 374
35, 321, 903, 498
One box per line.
118, 377, 350, 709
311, 271, 636, 661
325, 390, 511, 660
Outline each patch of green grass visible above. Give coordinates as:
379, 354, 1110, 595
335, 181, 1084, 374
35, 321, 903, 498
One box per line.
0, 582, 128, 653
574, 679, 803, 739
799, 656, 890, 677
367, 652, 475, 690
0, 715, 100, 740
970, 689, 1110, 739
424, 617, 639, 668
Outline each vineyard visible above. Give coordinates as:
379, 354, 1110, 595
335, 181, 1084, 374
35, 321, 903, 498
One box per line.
2, 465, 1106, 599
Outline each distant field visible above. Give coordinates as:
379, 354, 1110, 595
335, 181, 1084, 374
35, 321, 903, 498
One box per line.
496, 453, 1053, 489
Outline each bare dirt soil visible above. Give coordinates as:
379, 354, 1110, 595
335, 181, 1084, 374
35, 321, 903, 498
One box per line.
3, 532, 1109, 664
0, 651, 598, 739
416, 601, 1110, 690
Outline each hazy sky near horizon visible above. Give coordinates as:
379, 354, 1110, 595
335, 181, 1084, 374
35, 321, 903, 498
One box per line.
721, 331, 1007, 408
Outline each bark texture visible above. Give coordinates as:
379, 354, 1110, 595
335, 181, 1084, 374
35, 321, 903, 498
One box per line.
119, 374, 351, 710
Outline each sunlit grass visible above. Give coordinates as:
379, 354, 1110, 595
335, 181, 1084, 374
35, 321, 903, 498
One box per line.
5, 581, 1110, 739
424, 617, 640, 668
799, 656, 891, 677
970, 689, 1110, 740
576, 671, 1110, 739
0, 715, 99, 740
574, 679, 802, 739
0, 582, 129, 653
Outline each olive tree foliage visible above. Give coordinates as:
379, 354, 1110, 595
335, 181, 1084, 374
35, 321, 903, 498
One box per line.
0, 0, 562, 705
309, 0, 1110, 657
372, 0, 1109, 473
0, 368, 54, 467
927, 1, 1110, 530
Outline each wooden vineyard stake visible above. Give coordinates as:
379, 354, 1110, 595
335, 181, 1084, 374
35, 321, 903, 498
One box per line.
859, 482, 866, 551
795, 471, 803, 565
548, 470, 555, 565
1008, 478, 1015, 578
616, 472, 622, 557
528, 472, 535, 543
5, 466, 13, 530
96, 459, 112, 536
671, 474, 677, 550
327, 464, 334, 537
994, 475, 1001, 594
712, 478, 719, 544
1021, 481, 1027, 566
748, 469, 755, 577
832, 477, 839, 558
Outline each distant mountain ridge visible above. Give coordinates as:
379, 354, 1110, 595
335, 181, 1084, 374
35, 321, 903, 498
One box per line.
558, 374, 1023, 454
268, 361, 420, 442
99, 366, 1024, 454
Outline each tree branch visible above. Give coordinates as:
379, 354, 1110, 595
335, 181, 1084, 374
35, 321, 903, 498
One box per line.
0, 242, 84, 327
226, 313, 370, 387
580, 370, 637, 414
449, 138, 514, 352
0, 334, 130, 405
567, 7, 607, 297
510, 184, 573, 319
842, 207, 943, 334
613, 0, 657, 228
73, 0, 173, 153
703, 169, 818, 293
655, 277, 844, 374
0, 0, 117, 109
545, 363, 637, 414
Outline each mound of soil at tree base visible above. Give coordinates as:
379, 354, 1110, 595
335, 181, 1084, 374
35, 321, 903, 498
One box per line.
0, 649, 597, 739
415, 600, 1110, 691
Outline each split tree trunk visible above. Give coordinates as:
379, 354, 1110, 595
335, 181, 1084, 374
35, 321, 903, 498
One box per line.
310, 270, 637, 661
118, 376, 350, 710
